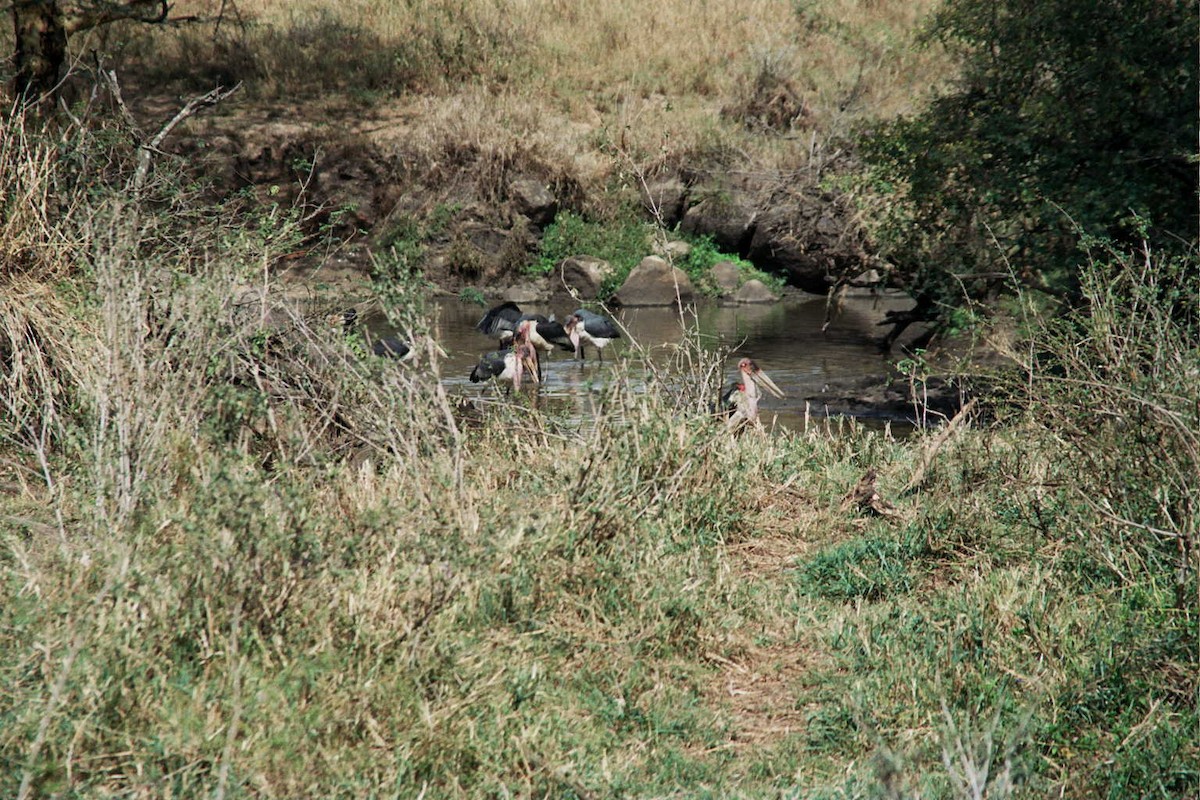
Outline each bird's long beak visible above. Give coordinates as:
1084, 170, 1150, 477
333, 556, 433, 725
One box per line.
567, 320, 582, 358
513, 345, 539, 391
522, 349, 540, 385
752, 368, 785, 399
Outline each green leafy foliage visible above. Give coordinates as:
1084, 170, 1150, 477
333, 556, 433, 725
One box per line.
675, 234, 786, 296
530, 209, 651, 295
859, 0, 1199, 327
531, 212, 782, 298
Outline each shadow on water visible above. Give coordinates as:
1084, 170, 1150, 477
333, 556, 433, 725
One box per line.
366, 294, 924, 434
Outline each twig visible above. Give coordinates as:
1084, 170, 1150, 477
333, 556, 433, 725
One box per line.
101, 70, 241, 196
903, 398, 978, 495
213, 609, 243, 800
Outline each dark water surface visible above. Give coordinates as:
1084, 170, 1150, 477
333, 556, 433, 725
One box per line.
370, 294, 919, 433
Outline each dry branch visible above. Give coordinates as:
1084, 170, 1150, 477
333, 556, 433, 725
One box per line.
100, 70, 241, 195
903, 398, 978, 495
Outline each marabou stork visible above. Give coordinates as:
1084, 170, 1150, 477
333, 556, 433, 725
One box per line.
478, 303, 572, 377
331, 309, 412, 360
509, 314, 574, 380
517, 315, 575, 354
468, 319, 541, 393
564, 308, 621, 362
721, 357, 785, 430
475, 301, 525, 342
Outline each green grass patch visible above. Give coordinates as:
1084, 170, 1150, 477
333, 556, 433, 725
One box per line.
796, 534, 918, 601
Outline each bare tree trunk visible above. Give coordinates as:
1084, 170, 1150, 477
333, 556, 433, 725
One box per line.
12, 2, 67, 101
10, 0, 168, 103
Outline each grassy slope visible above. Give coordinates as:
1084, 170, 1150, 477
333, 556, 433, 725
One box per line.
93, 0, 949, 185
1, 2, 1196, 798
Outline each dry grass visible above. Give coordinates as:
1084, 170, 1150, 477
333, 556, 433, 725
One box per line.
3, 221, 1195, 795
114, 0, 950, 181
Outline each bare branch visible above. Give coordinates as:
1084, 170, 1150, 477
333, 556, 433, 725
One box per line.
131, 81, 242, 195
62, 0, 169, 35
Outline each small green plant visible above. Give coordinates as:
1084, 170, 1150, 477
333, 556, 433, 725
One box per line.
895, 349, 932, 426
676, 233, 786, 295
459, 286, 486, 306
529, 209, 650, 296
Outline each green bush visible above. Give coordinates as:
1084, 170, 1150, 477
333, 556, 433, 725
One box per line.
676, 233, 786, 295
999, 239, 1199, 609
529, 209, 651, 295
859, 0, 1198, 332
531, 212, 783, 298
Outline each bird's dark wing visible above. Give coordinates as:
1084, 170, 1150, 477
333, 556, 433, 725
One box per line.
372, 337, 410, 359
476, 302, 523, 336
517, 313, 550, 324
536, 320, 575, 351
469, 350, 507, 382
719, 382, 742, 413
584, 316, 621, 339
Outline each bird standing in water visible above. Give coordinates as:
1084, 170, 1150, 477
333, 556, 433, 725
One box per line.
330, 308, 412, 360
475, 301, 525, 343
722, 357, 785, 430
498, 314, 575, 380
468, 319, 541, 394
564, 309, 621, 362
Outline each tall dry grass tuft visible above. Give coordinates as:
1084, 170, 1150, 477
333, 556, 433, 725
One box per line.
996, 240, 1200, 610
0, 106, 84, 281
0, 104, 767, 796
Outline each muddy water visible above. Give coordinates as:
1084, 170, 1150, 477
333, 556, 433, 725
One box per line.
367, 294, 919, 433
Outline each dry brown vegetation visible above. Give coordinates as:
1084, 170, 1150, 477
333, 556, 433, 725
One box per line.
82, 0, 950, 194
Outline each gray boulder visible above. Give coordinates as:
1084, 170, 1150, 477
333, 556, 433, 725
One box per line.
650, 237, 693, 261
734, 279, 778, 304
502, 281, 546, 303
677, 173, 871, 294
611, 256, 695, 307
709, 260, 742, 295
509, 179, 558, 227
556, 255, 612, 300
640, 178, 688, 227
680, 196, 757, 253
